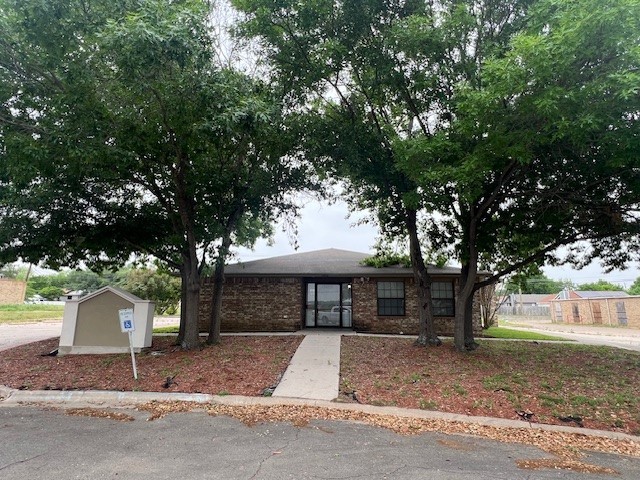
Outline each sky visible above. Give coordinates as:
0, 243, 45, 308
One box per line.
235, 198, 640, 289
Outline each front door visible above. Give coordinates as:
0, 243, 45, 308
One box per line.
305, 282, 352, 328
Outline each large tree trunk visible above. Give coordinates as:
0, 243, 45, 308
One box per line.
463, 287, 477, 350
176, 269, 187, 345
207, 237, 232, 345
180, 251, 202, 350
406, 208, 441, 346
207, 207, 243, 345
455, 263, 479, 351
206, 259, 225, 345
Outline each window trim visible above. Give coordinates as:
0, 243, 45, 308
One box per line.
432, 281, 455, 317
377, 280, 405, 316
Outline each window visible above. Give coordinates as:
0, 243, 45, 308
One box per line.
432, 282, 454, 316
377, 281, 405, 316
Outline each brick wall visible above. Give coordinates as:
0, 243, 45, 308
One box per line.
199, 275, 482, 335
551, 297, 640, 328
0, 278, 27, 304
199, 276, 302, 332
351, 277, 481, 336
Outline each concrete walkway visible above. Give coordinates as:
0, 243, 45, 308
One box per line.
272, 331, 342, 401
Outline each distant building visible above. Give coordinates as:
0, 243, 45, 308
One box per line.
554, 289, 629, 300
550, 292, 638, 328
59, 290, 85, 302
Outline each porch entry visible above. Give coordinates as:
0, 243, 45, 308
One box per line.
305, 282, 352, 328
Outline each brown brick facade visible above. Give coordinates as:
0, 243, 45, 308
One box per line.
351, 277, 481, 336
199, 276, 303, 332
0, 278, 27, 304
550, 297, 640, 328
199, 275, 482, 336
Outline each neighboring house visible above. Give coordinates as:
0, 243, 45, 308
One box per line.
198, 248, 481, 336
552, 289, 629, 300
59, 290, 85, 302
550, 291, 638, 327
498, 293, 553, 316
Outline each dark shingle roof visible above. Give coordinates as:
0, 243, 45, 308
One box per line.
225, 248, 461, 278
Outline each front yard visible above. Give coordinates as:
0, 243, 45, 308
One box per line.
1, 334, 639, 436
340, 336, 640, 435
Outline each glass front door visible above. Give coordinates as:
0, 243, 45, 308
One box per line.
305, 282, 352, 328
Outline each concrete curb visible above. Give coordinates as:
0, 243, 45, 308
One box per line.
1, 385, 637, 443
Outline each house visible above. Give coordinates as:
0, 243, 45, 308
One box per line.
553, 289, 629, 300
198, 248, 481, 335
59, 290, 85, 302
550, 291, 638, 327
497, 293, 553, 316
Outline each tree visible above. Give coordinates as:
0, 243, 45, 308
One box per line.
505, 272, 571, 295
0, 0, 311, 349
234, 0, 640, 351
424, 0, 640, 349
38, 286, 64, 301
629, 278, 640, 296
119, 268, 181, 315
577, 280, 623, 292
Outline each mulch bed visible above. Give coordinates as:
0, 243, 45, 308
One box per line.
0, 335, 302, 396
339, 336, 640, 435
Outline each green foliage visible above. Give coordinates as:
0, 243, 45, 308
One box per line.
577, 280, 624, 292
0, 304, 64, 323
38, 285, 64, 300
27, 270, 110, 297
505, 273, 572, 294
0, 0, 313, 348
233, 0, 640, 352
119, 268, 181, 314
0, 264, 19, 278
628, 278, 640, 296
362, 254, 411, 268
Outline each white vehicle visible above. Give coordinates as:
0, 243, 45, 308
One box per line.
318, 306, 351, 326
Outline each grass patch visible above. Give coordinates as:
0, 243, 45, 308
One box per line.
153, 326, 180, 334
482, 327, 568, 341
0, 304, 64, 323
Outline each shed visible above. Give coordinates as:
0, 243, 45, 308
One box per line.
58, 286, 155, 355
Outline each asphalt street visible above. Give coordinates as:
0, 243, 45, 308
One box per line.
1, 406, 639, 480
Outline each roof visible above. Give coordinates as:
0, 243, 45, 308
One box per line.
501, 294, 551, 305
225, 248, 462, 278
73, 285, 148, 304
574, 290, 629, 299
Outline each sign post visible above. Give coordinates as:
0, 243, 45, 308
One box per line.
118, 308, 138, 380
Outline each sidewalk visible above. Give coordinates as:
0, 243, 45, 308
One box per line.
272, 331, 342, 401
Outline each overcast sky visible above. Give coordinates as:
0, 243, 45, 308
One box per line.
235, 198, 640, 289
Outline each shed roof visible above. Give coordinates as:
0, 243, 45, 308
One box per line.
74, 285, 147, 304
225, 248, 461, 278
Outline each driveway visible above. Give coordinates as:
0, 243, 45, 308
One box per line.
0, 322, 62, 353
502, 318, 640, 352
1, 406, 638, 479
0, 316, 180, 353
